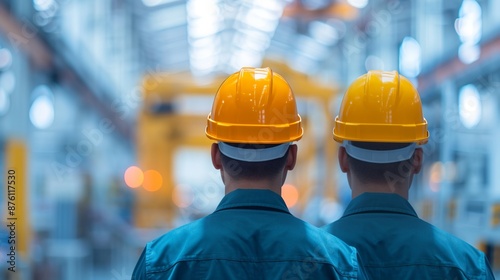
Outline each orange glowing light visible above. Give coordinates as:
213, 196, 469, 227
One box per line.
124, 166, 143, 188
282, 184, 299, 208
143, 170, 163, 192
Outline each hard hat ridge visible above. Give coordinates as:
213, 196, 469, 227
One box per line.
206, 67, 303, 145
333, 70, 429, 145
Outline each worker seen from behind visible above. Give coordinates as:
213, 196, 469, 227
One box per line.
323, 70, 495, 279
132, 67, 367, 279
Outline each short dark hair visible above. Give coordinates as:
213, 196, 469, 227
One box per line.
346, 142, 415, 184
219, 143, 290, 180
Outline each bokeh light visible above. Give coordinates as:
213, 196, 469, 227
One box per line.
143, 169, 163, 192
459, 84, 481, 129
124, 166, 144, 188
0, 89, 10, 116
0, 71, 16, 94
33, 0, 56, 11
458, 43, 480, 65
347, 0, 369, 9
282, 183, 299, 208
399, 36, 421, 78
29, 94, 54, 129
0, 48, 13, 69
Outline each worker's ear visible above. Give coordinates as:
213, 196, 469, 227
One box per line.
211, 143, 222, 170
411, 148, 423, 174
285, 144, 297, 171
338, 146, 350, 173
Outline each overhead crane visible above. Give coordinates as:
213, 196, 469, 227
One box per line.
134, 60, 341, 228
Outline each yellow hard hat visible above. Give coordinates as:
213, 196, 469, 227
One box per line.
333, 70, 429, 145
206, 67, 303, 144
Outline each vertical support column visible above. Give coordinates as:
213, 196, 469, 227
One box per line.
322, 99, 337, 202
1, 3, 33, 279
2, 34, 31, 138
485, 0, 500, 36
4, 140, 29, 279
134, 110, 176, 229
488, 79, 500, 258
490, 85, 500, 198
438, 79, 455, 231
416, 0, 443, 67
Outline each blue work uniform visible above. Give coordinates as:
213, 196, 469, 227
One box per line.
132, 189, 366, 279
323, 192, 495, 280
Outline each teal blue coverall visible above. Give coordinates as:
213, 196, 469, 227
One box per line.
132, 189, 367, 279
323, 192, 495, 280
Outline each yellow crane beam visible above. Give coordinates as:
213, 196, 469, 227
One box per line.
134, 61, 341, 228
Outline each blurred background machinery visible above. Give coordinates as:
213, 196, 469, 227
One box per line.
0, 0, 499, 279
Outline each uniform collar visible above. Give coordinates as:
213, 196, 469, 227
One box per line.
215, 189, 290, 214
342, 192, 418, 218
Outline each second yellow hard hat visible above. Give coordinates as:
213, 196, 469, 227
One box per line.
333, 70, 429, 144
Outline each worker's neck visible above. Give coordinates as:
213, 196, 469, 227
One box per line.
350, 177, 410, 200
224, 177, 282, 195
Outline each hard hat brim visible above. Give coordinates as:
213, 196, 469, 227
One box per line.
333, 117, 429, 145
206, 114, 303, 144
